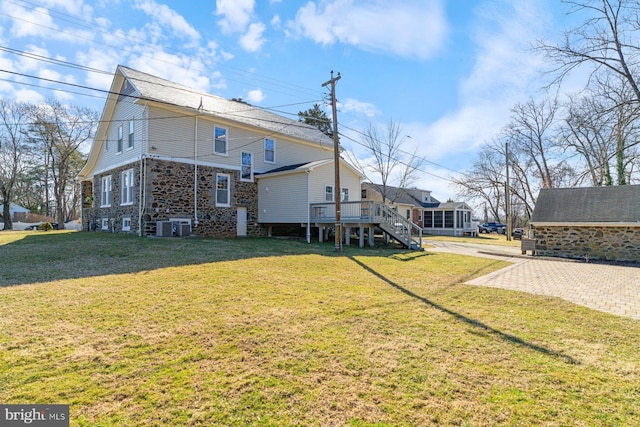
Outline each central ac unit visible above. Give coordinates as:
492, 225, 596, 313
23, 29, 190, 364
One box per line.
156, 221, 173, 237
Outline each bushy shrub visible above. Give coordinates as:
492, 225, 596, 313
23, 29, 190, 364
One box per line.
39, 222, 53, 232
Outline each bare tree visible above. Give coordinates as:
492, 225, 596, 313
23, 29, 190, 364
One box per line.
31, 99, 97, 228
537, 0, 640, 104
348, 119, 422, 203
453, 144, 506, 222
506, 97, 563, 189
0, 100, 31, 230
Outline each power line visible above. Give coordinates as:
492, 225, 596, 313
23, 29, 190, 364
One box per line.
0, 1, 322, 100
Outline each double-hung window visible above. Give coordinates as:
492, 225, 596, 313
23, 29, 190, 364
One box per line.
128, 119, 134, 149
117, 125, 123, 153
214, 126, 227, 155
216, 173, 230, 207
101, 175, 112, 207
122, 218, 131, 232
325, 185, 334, 202
241, 152, 253, 181
121, 169, 134, 205
341, 188, 349, 202
264, 138, 275, 163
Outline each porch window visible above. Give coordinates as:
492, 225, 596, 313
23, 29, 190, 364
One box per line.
325, 185, 334, 202
214, 126, 227, 155
424, 211, 433, 228
264, 138, 275, 163
434, 211, 443, 228
101, 175, 112, 207
241, 152, 253, 181
341, 187, 349, 201
445, 211, 454, 228
216, 173, 230, 207
121, 169, 134, 205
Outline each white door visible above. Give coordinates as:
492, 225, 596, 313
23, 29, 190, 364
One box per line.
237, 207, 247, 236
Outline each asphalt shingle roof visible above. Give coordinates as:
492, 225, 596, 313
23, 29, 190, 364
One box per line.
119, 66, 334, 148
531, 185, 640, 223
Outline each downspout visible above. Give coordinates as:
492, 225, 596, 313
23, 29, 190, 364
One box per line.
138, 101, 149, 236
194, 113, 199, 228
306, 169, 311, 243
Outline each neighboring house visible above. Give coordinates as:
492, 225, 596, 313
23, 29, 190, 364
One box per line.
422, 201, 476, 237
531, 185, 640, 262
0, 202, 29, 221
78, 65, 363, 240
361, 183, 476, 236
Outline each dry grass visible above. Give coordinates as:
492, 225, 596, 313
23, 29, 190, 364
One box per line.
0, 231, 638, 426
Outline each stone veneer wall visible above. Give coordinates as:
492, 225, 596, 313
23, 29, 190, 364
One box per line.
535, 225, 640, 262
82, 162, 141, 233
143, 159, 264, 237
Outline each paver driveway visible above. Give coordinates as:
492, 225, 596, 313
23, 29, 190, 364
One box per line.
425, 240, 640, 320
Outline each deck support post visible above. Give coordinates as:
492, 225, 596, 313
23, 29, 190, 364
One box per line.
318, 226, 324, 243
359, 224, 365, 248
368, 226, 375, 247
345, 226, 350, 246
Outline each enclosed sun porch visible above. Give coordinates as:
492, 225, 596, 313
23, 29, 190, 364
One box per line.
421, 202, 477, 237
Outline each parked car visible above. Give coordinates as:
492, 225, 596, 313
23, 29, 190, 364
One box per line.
478, 222, 506, 233
512, 228, 525, 240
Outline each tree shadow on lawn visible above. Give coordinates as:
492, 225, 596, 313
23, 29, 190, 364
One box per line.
0, 231, 428, 287
348, 255, 579, 365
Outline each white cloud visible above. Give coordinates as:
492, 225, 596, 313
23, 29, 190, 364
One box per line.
339, 98, 380, 118
239, 22, 266, 52
421, 0, 553, 163
135, 0, 200, 43
246, 88, 264, 103
271, 14, 281, 29
216, 0, 255, 34
287, 0, 448, 60
38, 0, 92, 18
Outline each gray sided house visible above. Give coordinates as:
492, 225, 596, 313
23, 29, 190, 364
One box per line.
78, 65, 363, 239
531, 186, 640, 262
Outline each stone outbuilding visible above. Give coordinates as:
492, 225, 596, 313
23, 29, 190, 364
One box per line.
531, 185, 640, 262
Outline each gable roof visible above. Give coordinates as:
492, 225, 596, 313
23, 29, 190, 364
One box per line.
257, 159, 364, 179
531, 185, 640, 224
119, 66, 333, 146
79, 65, 334, 180
362, 182, 440, 208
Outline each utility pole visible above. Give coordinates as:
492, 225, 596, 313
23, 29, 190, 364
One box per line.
322, 71, 342, 252
505, 142, 511, 241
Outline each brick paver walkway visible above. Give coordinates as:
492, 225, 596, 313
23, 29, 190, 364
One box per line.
426, 240, 640, 320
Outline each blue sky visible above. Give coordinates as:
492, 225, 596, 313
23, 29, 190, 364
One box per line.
0, 0, 588, 201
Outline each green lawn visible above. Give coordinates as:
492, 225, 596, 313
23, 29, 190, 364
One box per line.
424, 233, 522, 247
0, 231, 638, 426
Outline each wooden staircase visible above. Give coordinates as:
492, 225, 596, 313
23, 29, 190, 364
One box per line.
375, 203, 423, 250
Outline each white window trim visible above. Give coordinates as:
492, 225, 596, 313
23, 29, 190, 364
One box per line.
241, 151, 253, 182
325, 185, 334, 202
117, 125, 123, 154
214, 125, 228, 156
101, 175, 112, 207
121, 169, 134, 206
216, 173, 231, 207
122, 217, 131, 232
101, 218, 109, 231
127, 119, 134, 150
264, 138, 276, 164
